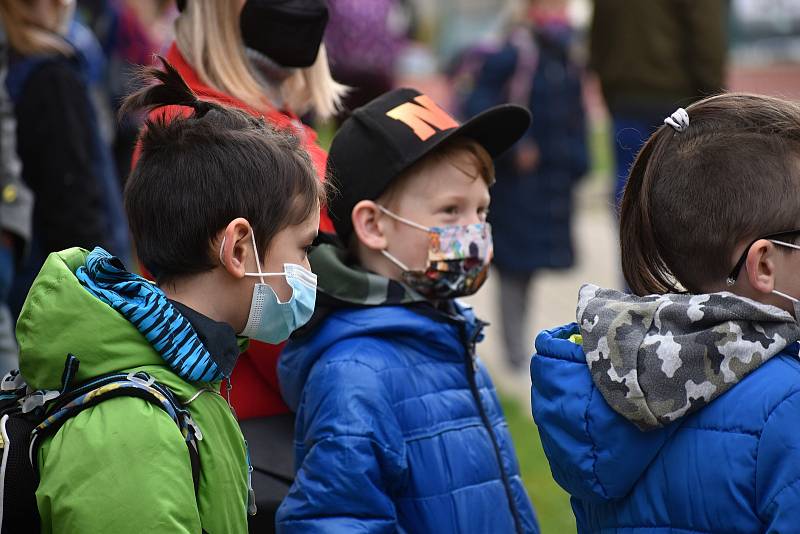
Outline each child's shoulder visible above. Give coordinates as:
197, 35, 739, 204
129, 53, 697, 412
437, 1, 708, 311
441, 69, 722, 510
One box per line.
689, 350, 800, 433
308, 306, 463, 377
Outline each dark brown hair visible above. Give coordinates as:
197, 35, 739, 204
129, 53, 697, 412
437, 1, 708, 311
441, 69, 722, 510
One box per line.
122, 57, 327, 283
620, 93, 800, 296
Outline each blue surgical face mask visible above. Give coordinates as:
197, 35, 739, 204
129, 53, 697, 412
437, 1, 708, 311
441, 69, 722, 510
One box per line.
220, 230, 317, 344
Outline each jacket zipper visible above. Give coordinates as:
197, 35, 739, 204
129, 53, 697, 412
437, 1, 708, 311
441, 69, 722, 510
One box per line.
461, 320, 525, 534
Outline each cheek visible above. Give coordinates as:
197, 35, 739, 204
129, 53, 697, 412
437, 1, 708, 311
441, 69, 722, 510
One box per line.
392, 228, 431, 269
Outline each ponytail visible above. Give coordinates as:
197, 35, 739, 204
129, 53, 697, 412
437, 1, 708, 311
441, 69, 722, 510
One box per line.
619, 126, 681, 296
119, 56, 219, 119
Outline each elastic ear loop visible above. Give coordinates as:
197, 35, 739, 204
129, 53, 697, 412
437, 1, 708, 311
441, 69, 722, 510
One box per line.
770, 239, 800, 303
376, 205, 429, 271
219, 229, 277, 284
376, 205, 430, 232
247, 230, 266, 284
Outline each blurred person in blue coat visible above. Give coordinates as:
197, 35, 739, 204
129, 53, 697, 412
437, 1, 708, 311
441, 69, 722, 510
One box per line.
464, 0, 588, 370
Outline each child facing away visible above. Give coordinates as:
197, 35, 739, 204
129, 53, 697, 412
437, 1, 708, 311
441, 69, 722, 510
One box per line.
531, 94, 800, 533
15, 61, 324, 533
275, 88, 539, 533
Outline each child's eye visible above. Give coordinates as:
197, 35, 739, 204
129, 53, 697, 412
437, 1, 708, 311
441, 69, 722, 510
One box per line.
441, 206, 459, 215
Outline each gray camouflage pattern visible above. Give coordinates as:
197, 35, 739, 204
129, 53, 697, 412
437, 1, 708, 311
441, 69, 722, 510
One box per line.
577, 284, 800, 431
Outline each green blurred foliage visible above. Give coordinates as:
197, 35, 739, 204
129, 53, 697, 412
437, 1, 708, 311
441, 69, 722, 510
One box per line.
501, 395, 576, 534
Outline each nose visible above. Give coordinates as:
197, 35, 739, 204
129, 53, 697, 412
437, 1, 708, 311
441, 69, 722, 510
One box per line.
461, 212, 483, 226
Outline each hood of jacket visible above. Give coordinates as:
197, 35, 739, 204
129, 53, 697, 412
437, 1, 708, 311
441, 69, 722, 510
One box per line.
16, 248, 236, 394
577, 284, 800, 430
531, 284, 800, 502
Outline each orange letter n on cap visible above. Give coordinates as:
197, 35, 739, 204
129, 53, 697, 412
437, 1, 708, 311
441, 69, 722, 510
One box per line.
386, 95, 459, 141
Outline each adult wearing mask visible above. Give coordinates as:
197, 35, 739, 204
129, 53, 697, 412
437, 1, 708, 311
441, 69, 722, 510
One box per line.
0, 0, 129, 320
136, 1, 345, 530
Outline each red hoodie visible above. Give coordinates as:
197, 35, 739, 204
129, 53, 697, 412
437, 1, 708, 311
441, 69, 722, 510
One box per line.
133, 43, 334, 419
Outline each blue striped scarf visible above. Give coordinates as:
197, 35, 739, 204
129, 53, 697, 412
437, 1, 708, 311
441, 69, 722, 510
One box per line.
76, 247, 223, 383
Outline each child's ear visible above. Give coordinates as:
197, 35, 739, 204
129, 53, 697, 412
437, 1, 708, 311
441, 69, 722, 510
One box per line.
219, 218, 253, 279
745, 239, 779, 295
352, 200, 388, 252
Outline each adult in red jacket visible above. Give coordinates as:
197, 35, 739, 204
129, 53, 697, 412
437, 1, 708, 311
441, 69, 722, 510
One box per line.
133, 0, 344, 423
132, 2, 344, 530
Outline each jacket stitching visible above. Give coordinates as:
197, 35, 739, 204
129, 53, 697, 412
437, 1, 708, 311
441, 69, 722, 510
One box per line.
306, 433, 406, 465
757, 388, 800, 521
679, 425, 759, 437
586, 382, 610, 499
761, 477, 800, 523
395, 477, 512, 501
589, 526, 711, 533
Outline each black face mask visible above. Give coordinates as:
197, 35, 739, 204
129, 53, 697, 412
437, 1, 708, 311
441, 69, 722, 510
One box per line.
239, 0, 329, 68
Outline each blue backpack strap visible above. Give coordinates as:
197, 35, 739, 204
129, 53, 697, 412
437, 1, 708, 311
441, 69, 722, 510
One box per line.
28, 366, 203, 496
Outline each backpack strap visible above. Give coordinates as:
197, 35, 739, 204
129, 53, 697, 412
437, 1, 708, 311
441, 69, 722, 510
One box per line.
28, 370, 203, 495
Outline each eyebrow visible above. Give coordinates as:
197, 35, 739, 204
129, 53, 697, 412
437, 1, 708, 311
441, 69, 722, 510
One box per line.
433, 193, 490, 204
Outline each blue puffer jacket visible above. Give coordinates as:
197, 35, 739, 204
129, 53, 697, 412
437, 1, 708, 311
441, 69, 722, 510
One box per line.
532, 322, 800, 533
277, 302, 538, 533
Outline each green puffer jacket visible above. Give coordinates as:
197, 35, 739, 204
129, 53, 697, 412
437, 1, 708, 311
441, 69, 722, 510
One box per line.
16, 248, 249, 534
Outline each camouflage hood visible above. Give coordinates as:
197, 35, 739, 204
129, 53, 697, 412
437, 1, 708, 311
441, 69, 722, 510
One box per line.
577, 284, 800, 431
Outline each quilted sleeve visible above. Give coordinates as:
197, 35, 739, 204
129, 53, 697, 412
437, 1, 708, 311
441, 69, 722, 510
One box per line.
276, 347, 407, 533
531, 325, 674, 502
756, 389, 800, 531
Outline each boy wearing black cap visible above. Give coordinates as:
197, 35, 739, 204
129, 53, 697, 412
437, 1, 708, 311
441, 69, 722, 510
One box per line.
276, 89, 539, 533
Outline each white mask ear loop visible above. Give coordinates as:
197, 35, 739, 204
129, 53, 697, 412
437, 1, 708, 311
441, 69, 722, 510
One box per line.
770, 239, 800, 252
376, 205, 429, 272
376, 205, 431, 232
769, 239, 800, 304
249, 230, 266, 284
772, 289, 800, 304
381, 249, 412, 271
219, 230, 266, 283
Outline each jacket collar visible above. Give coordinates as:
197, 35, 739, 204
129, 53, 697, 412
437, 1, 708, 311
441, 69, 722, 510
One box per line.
170, 300, 240, 379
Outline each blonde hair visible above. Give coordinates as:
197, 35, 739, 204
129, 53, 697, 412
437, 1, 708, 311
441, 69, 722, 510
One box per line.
0, 0, 73, 56
175, 0, 346, 119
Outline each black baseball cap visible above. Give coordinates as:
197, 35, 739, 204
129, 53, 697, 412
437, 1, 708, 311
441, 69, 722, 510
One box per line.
326, 88, 532, 242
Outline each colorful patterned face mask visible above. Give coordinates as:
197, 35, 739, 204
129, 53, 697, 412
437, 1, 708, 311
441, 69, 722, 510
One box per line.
378, 205, 492, 299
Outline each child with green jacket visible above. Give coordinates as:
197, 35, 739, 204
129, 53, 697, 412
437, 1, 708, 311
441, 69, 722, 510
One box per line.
16, 60, 324, 533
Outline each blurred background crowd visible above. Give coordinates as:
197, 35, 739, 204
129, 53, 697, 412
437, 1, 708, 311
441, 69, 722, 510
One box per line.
0, 0, 798, 530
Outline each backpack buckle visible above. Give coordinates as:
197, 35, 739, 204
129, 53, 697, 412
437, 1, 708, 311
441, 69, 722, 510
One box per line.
185, 414, 203, 442
126, 372, 156, 388
1, 370, 25, 392
21, 390, 60, 414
